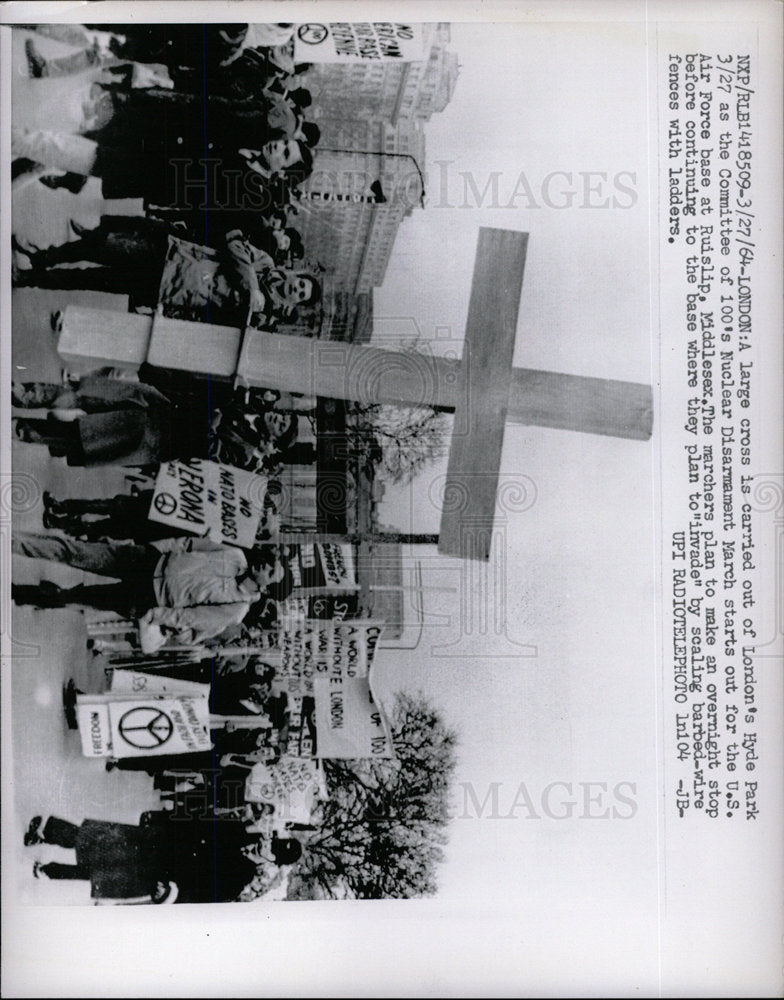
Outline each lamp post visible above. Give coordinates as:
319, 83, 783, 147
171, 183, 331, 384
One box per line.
311, 146, 426, 208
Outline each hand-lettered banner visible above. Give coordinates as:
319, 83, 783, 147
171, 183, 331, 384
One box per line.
76, 692, 212, 758
275, 608, 388, 759
245, 755, 323, 822
148, 458, 267, 548
313, 674, 395, 759
288, 543, 357, 594
294, 22, 426, 63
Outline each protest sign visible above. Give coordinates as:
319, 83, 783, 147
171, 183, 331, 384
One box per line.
285, 693, 318, 759
308, 593, 359, 622
313, 675, 395, 759
276, 610, 386, 757
294, 22, 426, 63
245, 756, 322, 822
109, 670, 210, 698
76, 692, 212, 758
108, 695, 212, 758
148, 458, 266, 547
76, 701, 112, 758
288, 543, 357, 595
278, 612, 385, 692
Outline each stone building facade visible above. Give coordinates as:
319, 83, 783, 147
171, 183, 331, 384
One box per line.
296, 23, 459, 297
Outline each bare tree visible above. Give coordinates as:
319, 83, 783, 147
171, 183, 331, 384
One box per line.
349, 403, 448, 485
287, 692, 458, 900
343, 335, 450, 485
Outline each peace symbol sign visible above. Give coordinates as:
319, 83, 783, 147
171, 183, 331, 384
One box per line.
117, 706, 174, 750
154, 491, 177, 516
297, 23, 329, 45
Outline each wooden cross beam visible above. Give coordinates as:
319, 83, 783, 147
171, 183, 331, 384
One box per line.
57, 228, 652, 562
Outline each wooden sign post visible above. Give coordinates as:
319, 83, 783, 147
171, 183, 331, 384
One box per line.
58, 228, 652, 561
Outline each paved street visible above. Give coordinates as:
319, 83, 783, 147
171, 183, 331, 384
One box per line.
9, 28, 166, 903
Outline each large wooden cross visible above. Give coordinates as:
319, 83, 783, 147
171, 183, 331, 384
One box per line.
57, 228, 652, 561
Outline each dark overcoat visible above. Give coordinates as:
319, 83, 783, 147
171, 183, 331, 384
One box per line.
88, 88, 286, 212
75, 819, 169, 900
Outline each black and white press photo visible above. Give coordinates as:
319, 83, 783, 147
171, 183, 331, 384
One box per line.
1, 4, 782, 996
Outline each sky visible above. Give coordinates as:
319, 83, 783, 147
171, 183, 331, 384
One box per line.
370, 17, 658, 904
362, 17, 781, 994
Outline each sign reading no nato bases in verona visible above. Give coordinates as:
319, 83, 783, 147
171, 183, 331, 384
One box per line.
294, 23, 426, 63
149, 459, 267, 548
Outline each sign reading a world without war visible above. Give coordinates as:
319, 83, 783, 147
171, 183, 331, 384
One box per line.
278, 613, 385, 693
148, 458, 267, 548
276, 610, 386, 758
294, 22, 426, 63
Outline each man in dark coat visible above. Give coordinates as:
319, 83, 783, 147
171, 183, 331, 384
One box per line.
12, 118, 312, 219
25, 815, 173, 902
133, 811, 262, 903
25, 813, 259, 903
12, 216, 177, 306
12, 373, 210, 467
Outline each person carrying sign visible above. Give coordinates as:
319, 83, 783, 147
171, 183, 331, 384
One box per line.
11, 371, 217, 469
23, 810, 265, 904
23, 814, 178, 904
38, 478, 281, 544
11, 534, 293, 652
